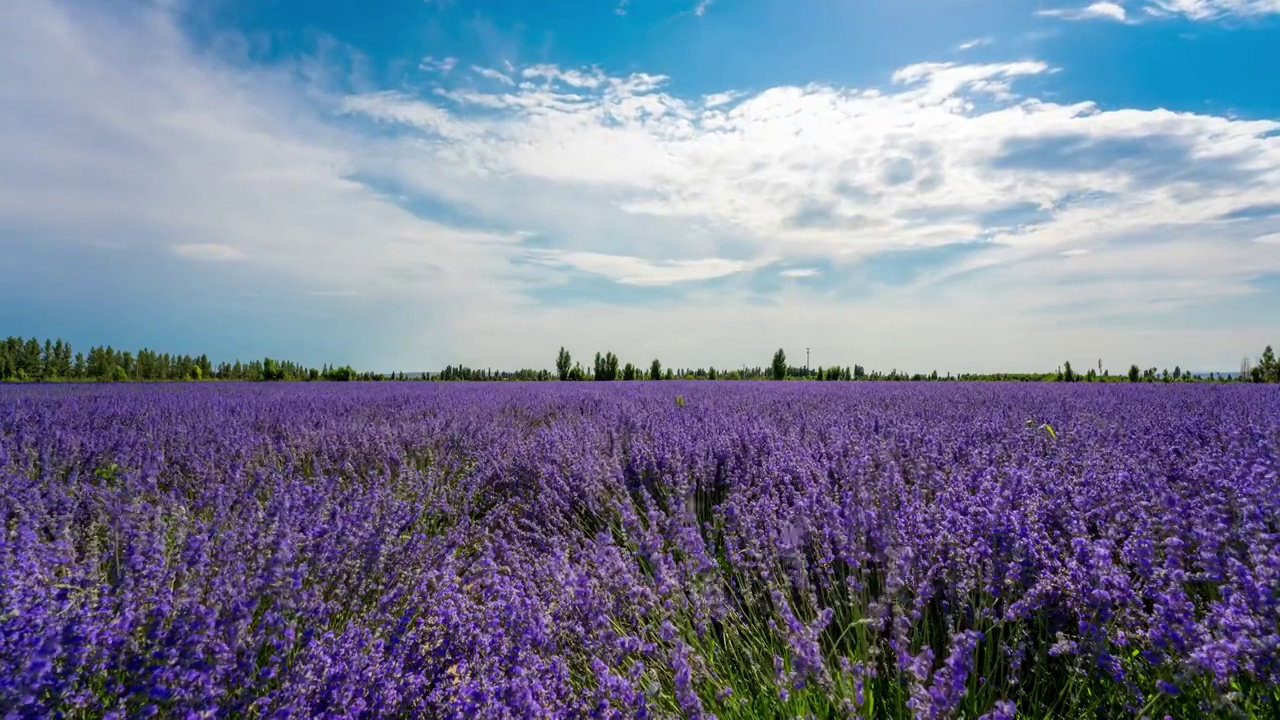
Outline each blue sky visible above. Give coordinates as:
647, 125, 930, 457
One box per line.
2, 0, 1279, 373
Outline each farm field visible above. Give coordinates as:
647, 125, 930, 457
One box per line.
2, 382, 1278, 718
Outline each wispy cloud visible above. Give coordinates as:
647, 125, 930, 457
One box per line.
1146, 0, 1280, 19
171, 244, 248, 262
420, 56, 458, 74
958, 37, 995, 50
1037, 2, 1130, 22
694, 0, 714, 16
472, 65, 515, 85
528, 251, 765, 286
781, 268, 820, 278
307, 289, 360, 297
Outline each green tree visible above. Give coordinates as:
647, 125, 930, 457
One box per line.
592, 351, 621, 381
1260, 345, 1278, 383
771, 348, 787, 381
263, 357, 282, 381
622, 362, 637, 381
556, 347, 572, 381
649, 359, 662, 381
1128, 364, 1140, 383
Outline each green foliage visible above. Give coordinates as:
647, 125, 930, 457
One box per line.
649, 358, 662, 381
556, 347, 572, 382
1259, 345, 1279, 383
262, 357, 283, 382
593, 351, 621, 381
771, 348, 787, 381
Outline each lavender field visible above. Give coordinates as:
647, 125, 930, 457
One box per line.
2, 383, 1278, 718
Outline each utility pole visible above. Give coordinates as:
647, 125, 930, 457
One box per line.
806, 347, 810, 377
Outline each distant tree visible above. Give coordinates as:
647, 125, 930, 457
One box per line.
556, 347, 572, 382
1062, 361, 1075, 383
1173, 366, 1182, 380
262, 357, 281, 381
622, 362, 637, 381
1128, 364, 1140, 383
1260, 345, 1278, 383
569, 362, 587, 381
591, 352, 621, 381
41, 339, 55, 380
1241, 356, 1252, 382
708, 366, 718, 380
649, 359, 662, 381
771, 349, 787, 381
664, 368, 674, 380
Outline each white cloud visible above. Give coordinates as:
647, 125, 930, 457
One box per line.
958, 37, 995, 50
528, 250, 764, 285
781, 268, 820, 278
1254, 232, 1280, 244
5, 0, 1280, 371
472, 65, 515, 85
1037, 2, 1130, 21
694, 0, 714, 16
1146, 0, 1280, 19
307, 289, 360, 297
420, 56, 457, 74
171, 243, 248, 261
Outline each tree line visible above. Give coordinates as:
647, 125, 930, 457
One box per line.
535, 346, 1280, 384
3, 335, 1279, 384
0, 337, 368, 382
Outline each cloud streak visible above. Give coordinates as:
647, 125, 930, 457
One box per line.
1146, 0, 1280, 19
1037, 2, 1130, 22
958, 37, 995, 50
172, 244, 248, 262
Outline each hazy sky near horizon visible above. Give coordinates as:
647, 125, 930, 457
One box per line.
2, 0, 1279, 373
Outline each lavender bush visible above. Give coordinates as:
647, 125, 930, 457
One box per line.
2, 382, 1278, 718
